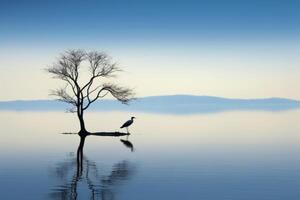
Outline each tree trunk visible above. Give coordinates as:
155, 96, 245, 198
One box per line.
79, 115, 86, 131
77, 112, 89, 136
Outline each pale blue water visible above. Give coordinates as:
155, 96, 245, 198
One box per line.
1, 110, 300, 199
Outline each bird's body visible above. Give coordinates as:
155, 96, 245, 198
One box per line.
120, 119, 133, 129
120, 117, 135, 133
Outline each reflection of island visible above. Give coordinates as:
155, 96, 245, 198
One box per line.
49, 135, 135, 200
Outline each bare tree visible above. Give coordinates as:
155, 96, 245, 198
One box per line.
46, 49, 134, 136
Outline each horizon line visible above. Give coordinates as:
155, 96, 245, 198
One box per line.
0, 94, 299, 102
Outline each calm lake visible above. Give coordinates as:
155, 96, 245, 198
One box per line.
1, 110, 300, 199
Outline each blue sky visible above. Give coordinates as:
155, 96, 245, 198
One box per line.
0, 0, 300, 100
1, 0, 300, 43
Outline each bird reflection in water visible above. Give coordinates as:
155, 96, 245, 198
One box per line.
120, 135, 134, 152
49, 135, 135, 200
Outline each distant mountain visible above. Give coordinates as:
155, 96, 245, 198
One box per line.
1, 95, 300, 114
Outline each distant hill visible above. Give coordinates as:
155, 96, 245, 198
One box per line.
1, 95, 300, 114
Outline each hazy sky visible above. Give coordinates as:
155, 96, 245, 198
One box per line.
1, 0, 300, 100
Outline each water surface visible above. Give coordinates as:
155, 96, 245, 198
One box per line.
1, 110, 300, 199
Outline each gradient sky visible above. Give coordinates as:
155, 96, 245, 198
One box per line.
0, 0, 300, 100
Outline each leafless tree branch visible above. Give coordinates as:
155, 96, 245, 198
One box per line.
50, 87, 77, 113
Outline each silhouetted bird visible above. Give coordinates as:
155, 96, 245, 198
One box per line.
120, 117, 135, 133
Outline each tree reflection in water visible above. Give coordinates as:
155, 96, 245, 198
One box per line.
49, 136, 135, 200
